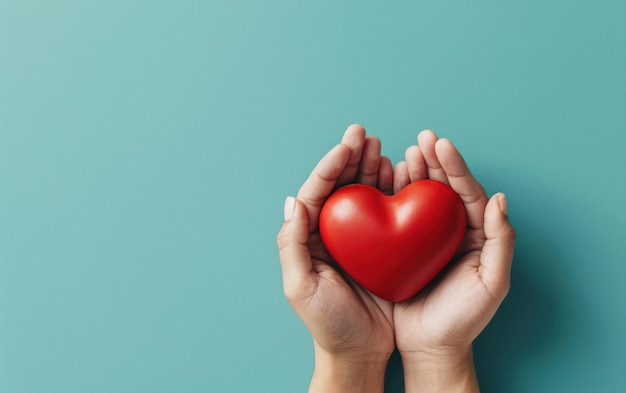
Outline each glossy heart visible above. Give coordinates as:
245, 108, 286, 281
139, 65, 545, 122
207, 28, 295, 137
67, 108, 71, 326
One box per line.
319, 180, 466, 302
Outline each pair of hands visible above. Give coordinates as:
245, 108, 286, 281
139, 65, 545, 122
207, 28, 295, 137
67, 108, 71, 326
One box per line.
277, 125, 516, 393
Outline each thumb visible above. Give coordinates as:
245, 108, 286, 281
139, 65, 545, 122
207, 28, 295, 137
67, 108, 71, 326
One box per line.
277, 197, 316, 303
479, 192, 517, 299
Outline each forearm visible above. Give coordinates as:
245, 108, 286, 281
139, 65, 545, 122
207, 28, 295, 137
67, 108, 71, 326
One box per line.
400, 345, 480, 393
309, 344, 389, 393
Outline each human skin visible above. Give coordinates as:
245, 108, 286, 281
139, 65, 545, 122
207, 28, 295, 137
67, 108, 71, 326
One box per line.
393, 130, 516, 392
277, 125, 394, 393
276, 125, 516, 392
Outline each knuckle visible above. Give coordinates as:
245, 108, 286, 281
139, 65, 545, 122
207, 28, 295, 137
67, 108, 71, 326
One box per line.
483, 270, 511, 302
282, 284, 293, 301
283, 276, 314, 305
506, 226, 518, 241
276, 229, 290, 251
493, 277, 511, 300
500, 280, 511, 298
297, 192, 321, 209
282, 281, 301, 304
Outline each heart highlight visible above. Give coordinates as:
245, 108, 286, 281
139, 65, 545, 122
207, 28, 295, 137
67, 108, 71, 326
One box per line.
319, 180, 466, 302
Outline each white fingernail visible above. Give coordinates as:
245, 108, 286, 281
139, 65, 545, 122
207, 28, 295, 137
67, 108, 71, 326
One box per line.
284, 196, 295, 221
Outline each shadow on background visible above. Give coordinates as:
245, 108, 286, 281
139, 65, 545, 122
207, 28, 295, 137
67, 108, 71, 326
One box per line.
473, 232, 576, 393
381, 173, 578, 392
384, 350, 405, 392
383, 231, 574, 393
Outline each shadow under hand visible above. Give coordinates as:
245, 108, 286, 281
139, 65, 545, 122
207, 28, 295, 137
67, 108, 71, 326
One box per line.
383, 209, 577, 392
384, 349, 405, 392
473, 232, 576, 393
383, 234, 574, 393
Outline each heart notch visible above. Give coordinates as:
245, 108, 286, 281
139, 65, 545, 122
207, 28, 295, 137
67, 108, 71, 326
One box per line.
319, 180, 466, 302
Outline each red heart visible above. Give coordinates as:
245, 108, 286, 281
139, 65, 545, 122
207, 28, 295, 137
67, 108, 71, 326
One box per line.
319, 180, 466, 302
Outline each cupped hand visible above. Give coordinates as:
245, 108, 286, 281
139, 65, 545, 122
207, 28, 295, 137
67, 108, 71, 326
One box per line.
276, 125, 395, 382
393, 130, 516, 363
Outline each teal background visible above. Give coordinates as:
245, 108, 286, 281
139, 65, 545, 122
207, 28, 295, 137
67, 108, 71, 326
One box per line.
1, 1, 624, 392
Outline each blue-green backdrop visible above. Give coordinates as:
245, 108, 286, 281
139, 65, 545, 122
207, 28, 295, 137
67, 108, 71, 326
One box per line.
1, 1, 624, 392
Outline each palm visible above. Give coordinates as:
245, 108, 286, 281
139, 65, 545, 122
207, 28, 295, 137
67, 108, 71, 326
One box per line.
280, 125, 397, 358
394, 234, 490, 350
391, 131, 513, 354
279, 127, 514, 362
303, 231, 394, 355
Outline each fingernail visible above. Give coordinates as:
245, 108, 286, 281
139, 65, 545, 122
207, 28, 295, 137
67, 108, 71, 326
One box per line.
284, 196, 295, 221
498, 193, 508, 215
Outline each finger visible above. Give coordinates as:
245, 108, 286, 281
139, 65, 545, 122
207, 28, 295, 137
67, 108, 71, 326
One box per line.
297, 143, 351, 231
356, 135, 381, 186
336, 124, 367, 187
378, 156, 393, 195
404, 145, 428, 182
435, 138, 488, 230
479, 193, 516, 300
393, 161, 410, 194
277, 197, 317, 303
417, 130, 449, 184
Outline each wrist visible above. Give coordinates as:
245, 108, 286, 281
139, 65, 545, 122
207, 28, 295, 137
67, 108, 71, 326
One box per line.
400, 344, 479, 393
309, 344, 390, 393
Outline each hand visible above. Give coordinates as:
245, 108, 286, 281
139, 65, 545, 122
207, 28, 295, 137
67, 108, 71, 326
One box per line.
277, 125, 395, 393
393, 130, 516, 392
